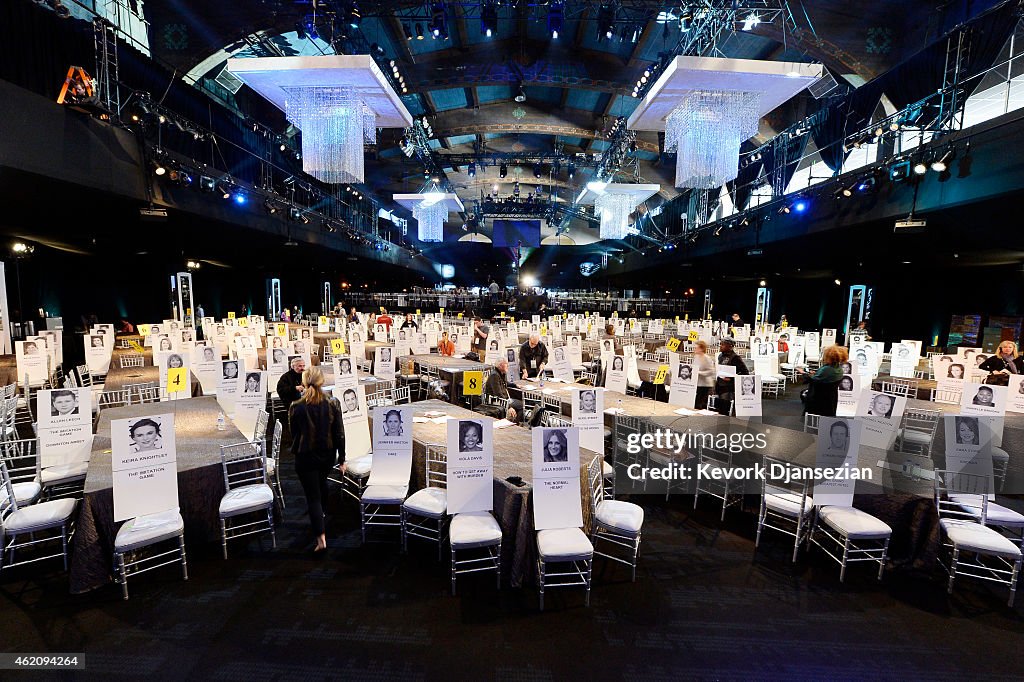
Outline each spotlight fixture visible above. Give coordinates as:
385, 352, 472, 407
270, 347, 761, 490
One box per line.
265, 199, 278, 214
759, 279, 766, 286
415, 23, 424, 40
233, 192, 247, 205
199, 176, 216, 192
931, 150, 953, 172
514, 84, 526, 103
889, 160, 911, 182
679, 7, 693, 31
429, 3, 448, 39
778, 205, 790, 215
153, 161, 166, 176
567, 163, 575, 179
481, 1, 498, 37
913, 160, 928, 175
597, 4, 615, 41
856, 173, 877, 192
793, 199, 807, 213
499, 163, 507, 178
403, 23, 413, 40
548, 1, 564, 38
740, 13, 761, 31
216, 180, 232, 199
468, 162, 476, 177
533, 163, 542, 178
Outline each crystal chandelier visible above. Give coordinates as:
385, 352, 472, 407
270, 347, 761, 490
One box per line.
664, 90, 761, 189
283, 86, 376, 184
413, 198, 447, 242
595, 193, 634, 240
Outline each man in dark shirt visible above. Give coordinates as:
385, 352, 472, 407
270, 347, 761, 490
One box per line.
484, 359, 524, 422
276, 356, 306, 407
714, 338, 749, 415
518, 332, 549, 379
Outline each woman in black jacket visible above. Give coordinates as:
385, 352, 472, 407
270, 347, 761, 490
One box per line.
979, 341, 1023, 377
288, 366, 345, 553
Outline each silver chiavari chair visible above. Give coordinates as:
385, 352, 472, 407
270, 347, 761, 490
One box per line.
401, 444, 448, 558
218, 441, 276, 559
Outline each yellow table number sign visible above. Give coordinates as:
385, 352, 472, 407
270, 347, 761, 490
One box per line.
688, 330, 699, 342
653, 365, 670, 385
167, 367, 188, 394
228, 312, 236, 319
330, 339, 346, 356
666, 338, 681, 352
463, 370, 483, 396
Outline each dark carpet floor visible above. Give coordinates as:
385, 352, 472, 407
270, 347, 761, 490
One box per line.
3, 391, 1024, 680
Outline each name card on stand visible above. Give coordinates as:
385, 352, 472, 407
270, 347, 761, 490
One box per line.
813, 418, 863, 508
111, 413, 179, 522
15, 340, 48, 386
232, 370, 266, 438
604, 362, 627, 394
217, 359, 242, 415
156, 351, 191, 402
446, 418, 494, 513
373, 323, 389, 343
333, 354, 358, 390
572, 388, 604, 453
505, 348, 520, 382
668, 353, 698, 409
960, 382, 1007, 448
368, 406, 414, 487
566, 336, 584, 368
943, 416, 995, 500
734, 375, 762, 417
336, 384, 371, 459
550, 347, 574, 383
37, 388, 93, 468
1007, 375, 1024, 414
374, 346, 396, 380
889, 343, 917, 378
84, 333, 113, 375
532, 426, 583, 530
412, 333, 430, 356
855, 389, 907, 450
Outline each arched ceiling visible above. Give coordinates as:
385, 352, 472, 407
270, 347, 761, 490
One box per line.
140, 0, 966, 246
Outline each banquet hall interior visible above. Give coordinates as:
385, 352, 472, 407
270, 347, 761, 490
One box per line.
2, 0, 1024, 679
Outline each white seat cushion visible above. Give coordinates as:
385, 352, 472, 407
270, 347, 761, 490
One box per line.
941, 518, 1021, 557
115, 509, 185, 552
219, 484, 274, 517
450, 511, 502, 548
40, 461, 89, 485
346, 456, 373, 477
601, 460, 614, 477
950, 495, 1024, 528
403, 487, 447, 517
992, 447, 1009, 463
596, 500, 644, 534
818, 506, 892, 540
765, 492, 813, 517
4, 497, 76, 533
537, 527, 593, 561
9, 480, 42, 505
899, 428, 932, 445
265, 457, 276, 475
361, 484, 408, 504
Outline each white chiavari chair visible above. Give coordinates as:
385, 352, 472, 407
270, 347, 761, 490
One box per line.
0, 458, 76, 573
588, 455, 643, 580
401, 444, 447, 558
756, 456, 814, 563
218, 441, 276, 559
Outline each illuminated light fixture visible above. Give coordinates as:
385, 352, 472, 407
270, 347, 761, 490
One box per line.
394, 191, 464, 242
664, 90, 761, 188
834, 279, 842, 286
499, 163, 507, 178
522, 274, 538, 287
913, 160, 928, 175
468, 162, 476, 177
415, 23, 424, 39
429, 3, 448, 39
534, 163, 543, 178
597, 4, 615, 41
403, 23, 413, 40
12, 242, 31, 254
233, 192, 247, 205
265, 199, 278, 214
741, 12, 761, 31
153, 161, 166, 176
931, 150, 953, 172
793, 199, 807, 213
514, 84, 526, 103
481, 1, 498, 37
679, 8, 693, 31
547, 2, 564, 39
759, 279, 766, 286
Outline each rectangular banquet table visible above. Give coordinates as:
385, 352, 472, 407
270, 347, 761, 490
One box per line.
405, 354, 492, 404
69, 397, 247, 594
381, 400, 600, 587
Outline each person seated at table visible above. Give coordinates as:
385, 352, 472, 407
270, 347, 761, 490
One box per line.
519, 332, 548, 379
348, 307, 359, 324
484, 359, 523, 423
277, 356, 306, 407
400, 313, 418, 331
288, 366, 344, 554
796, 344, 845, 417
438, 331, 455, 357
714, 338, 749, 415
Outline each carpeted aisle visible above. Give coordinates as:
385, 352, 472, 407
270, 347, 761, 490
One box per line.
2, 403, 1023, 680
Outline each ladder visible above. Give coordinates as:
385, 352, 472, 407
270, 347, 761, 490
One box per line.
93, 17, 120, 115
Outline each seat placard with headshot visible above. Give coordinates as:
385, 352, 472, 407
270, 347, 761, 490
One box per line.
217, 358, 243, 415
37, 387, 93, 468
943, 416, 996, 500
233, 370, 266, 438
572, 387, 604, 453
368, 406, 414, 487
446, 418, 494, 514
734, 375, 763, 417
855, 389, 907, 450
669, 352, 699, 409
813, 417, 863, 508
335, 383, 371, 459
532, 426, 583, 530
110, 413, 179, 522
332, 354, 358, 390
959, 382, 1007, 448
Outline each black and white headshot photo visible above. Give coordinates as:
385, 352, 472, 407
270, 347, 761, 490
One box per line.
677, 364, 692, 380
840, 362, 853, 375
222, 360, 239, 380
342, 388, 359, 414
973, 385, 995, 406
380, 348, 392, 364
458, 420, 484, 452
89, 335, 105, 348
824, 420, 849, 456
867, 393, 894, 418
50, 389, 79, 416
740, 376, 756, 396
293, 341, 306, 354
244, 372, 261, 393
579, 389, 597, 414
611, 356, 624, 371
554, 347, 565, 362
271, 348, 286, 365
203, 347, 217, 362
128, 417, 163, 453
602, 340, 614, 352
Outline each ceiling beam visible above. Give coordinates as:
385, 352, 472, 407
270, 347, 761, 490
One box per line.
626, 20, 657, 67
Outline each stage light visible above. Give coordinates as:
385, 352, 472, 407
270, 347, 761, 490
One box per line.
199, 176, 215, 192
12, 242, 29, 254
778, 205, 790, 215
834, 279, 842, 286
515, 85, 526, 103
153, 161, 166, 176
913, 160, 928, 175
759, 279, 766, 286
468, 162, 476, 177
499, 163, 507, 178
597, 4, 615, 41
679, 7, 693, 31
534, 163, 542, 178
429, 3, 448, 39
548, 2, 563, 38
889, 160, 910, 182
415, 23, 424, 39
522, 274, 538, 287
233, 192, 247, 205
265, 199, 278, 214
217, 181, 232, 199
741, 13, 761, 31
481, 1, 498, 37
403, 23, 413, 40
793, 200, 807, 213
567, 163, 575, 179
931, 150, 953, 172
